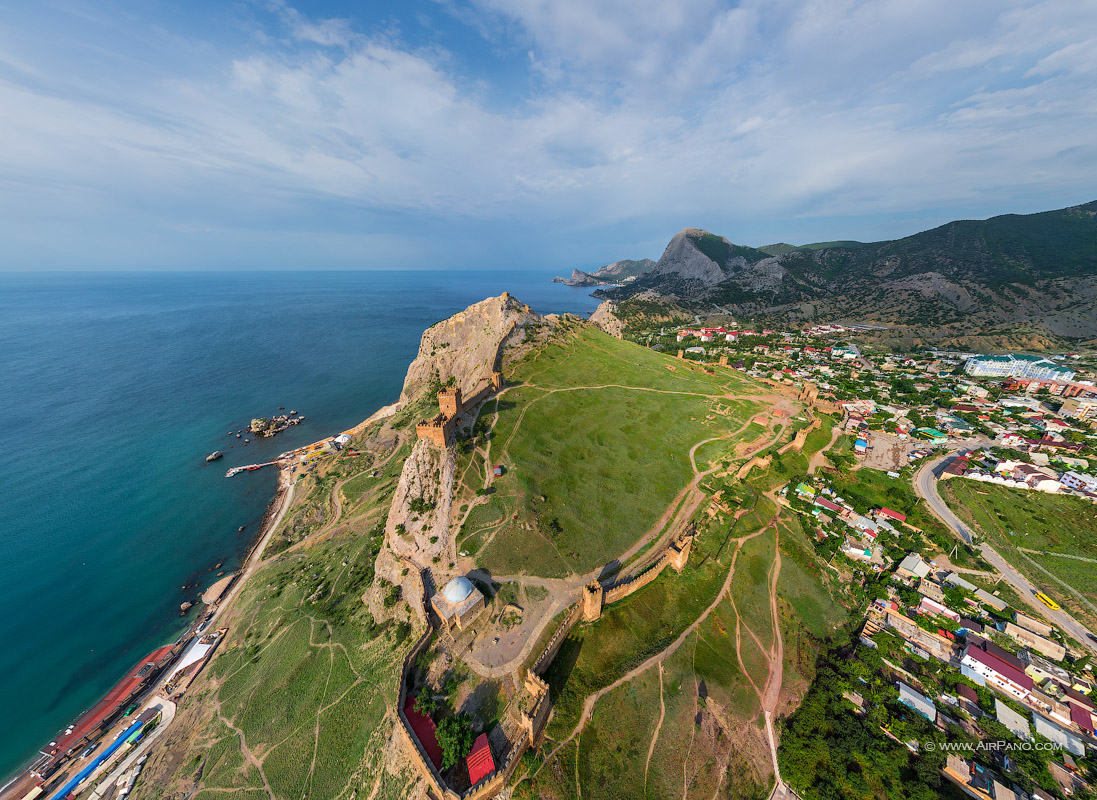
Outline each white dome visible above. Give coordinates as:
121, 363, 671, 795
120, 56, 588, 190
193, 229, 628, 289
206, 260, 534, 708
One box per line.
442, 577, 474, 604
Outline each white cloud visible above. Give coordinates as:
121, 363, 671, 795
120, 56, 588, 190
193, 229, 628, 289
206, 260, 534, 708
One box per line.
0, 0, 1095, 267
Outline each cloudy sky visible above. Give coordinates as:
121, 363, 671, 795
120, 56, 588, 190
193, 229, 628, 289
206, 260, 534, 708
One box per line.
1, 0, 1095, 269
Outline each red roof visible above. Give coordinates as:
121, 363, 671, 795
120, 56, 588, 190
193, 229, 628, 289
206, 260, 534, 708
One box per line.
963, 644, 1033, 691
466, 733, 495, 785
404, 695, 443, 769
1071, 703, 1094, 734
42, 644, 175, 760
878, 507, 907, 523
814, 497, 842, 513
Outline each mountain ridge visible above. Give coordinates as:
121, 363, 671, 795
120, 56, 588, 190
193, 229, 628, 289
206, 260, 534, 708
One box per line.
596, 200, 1097, 338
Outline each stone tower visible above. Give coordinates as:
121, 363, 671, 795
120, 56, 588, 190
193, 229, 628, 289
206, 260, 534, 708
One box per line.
581, 581, 603, 622
668, 533, 693, 573
438, 386, 462, 418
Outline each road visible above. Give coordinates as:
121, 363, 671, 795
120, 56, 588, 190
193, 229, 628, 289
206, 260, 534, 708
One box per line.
914, 452, 1097, 654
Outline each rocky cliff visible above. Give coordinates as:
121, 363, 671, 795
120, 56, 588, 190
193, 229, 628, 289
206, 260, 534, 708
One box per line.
553, 258, 655, 286
399, 292, 542, 404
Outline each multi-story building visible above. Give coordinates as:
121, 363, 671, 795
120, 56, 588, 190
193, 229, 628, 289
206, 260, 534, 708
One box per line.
1059, 396, 1097, 419
965, 353, 1075, 382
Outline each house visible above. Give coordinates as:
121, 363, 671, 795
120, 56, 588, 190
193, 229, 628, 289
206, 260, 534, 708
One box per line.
896, 553, 931, 580
854, 438, 868, 454
1059, 396, 1097, 419
1060, 471, 1097, 492
1013, 612, 1055, 638
813, 497, 842, 514
912, 427, 949, 444
1003, 623, 1066, 661
877, 507, 907, 524
918, 597, 960, 622
466, 733, 495, 785
1033, 712, 1087, 756
943, 572, 978, 592
995, 698, 1032, 740
964, 354, 1075, 382
897, 682, 937, 722
960, 640, 1033, 699
974, 588, 1008, 612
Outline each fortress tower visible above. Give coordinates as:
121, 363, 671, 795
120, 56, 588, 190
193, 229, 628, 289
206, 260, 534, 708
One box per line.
668, 533, 693, 573
581, 581, 603, 622
438, 386, 462, 418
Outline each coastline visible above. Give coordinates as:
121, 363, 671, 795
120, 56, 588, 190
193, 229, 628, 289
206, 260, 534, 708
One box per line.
0, 471, 296, 799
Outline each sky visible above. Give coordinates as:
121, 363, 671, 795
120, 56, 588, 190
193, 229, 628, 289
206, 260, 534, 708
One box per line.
1, 0, 1095, 270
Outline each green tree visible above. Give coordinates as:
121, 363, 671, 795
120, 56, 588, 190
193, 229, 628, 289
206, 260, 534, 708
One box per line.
436, 712, 476, 771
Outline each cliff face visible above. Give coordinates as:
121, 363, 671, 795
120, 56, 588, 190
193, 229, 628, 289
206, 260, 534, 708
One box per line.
589, 300, 623, 337
553, 258, 655, 286
399, 292, 542, 404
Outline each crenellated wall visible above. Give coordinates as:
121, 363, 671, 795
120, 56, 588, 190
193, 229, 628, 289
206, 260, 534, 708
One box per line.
531, 603, 582, 675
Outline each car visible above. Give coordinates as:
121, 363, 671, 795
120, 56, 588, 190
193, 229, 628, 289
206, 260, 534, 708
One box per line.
1087, 632, 1097, 643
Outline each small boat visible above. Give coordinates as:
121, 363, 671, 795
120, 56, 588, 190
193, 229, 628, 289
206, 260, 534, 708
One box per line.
246, 465, 261, 471
206, 451, 223, 462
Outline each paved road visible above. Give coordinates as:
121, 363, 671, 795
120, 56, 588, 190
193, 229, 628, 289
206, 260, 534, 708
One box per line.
914, 452, 1097, 654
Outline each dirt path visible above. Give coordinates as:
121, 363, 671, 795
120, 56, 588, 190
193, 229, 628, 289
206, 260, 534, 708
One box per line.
807, 424, 841, 475
644, 663, 666, 793
539, 514, 776, 770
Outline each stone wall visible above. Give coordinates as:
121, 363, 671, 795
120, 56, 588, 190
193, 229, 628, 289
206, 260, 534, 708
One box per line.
778, 417, 820, 455
735, 454, 772, 480
531, 603, 581, 675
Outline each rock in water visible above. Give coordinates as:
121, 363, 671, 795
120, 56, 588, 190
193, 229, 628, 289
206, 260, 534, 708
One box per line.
206, 450, 223, 462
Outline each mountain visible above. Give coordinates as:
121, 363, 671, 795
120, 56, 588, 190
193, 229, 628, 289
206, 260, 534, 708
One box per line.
597, 201, 1097, 338
553, 258, 655, 286
759, 241, 864, 255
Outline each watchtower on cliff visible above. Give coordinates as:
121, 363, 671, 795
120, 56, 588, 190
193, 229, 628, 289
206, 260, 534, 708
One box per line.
438, 386, 462, 418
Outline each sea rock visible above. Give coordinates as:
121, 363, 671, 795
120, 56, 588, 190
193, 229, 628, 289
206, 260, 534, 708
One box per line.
180, 601, 193, 613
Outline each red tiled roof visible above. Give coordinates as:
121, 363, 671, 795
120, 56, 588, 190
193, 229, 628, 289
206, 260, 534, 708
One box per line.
963, 645, 1033, 691
404, 695, 443, 769
814, 497, 842, 513
1071, 703, 1094, 734
466, 733, 495, 785
878, 507, 907, 523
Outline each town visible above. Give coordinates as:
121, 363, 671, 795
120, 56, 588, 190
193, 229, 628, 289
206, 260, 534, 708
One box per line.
657, 320, 1097, 799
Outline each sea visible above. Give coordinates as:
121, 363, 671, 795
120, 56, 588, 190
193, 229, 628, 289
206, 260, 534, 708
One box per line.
0, 270, 601, 780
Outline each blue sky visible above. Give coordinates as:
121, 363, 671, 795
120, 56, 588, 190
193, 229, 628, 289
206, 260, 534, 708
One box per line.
1, 0, 1095, 270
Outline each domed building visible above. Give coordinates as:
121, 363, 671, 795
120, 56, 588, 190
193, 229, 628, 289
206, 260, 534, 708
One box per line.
430, 575, 486, 631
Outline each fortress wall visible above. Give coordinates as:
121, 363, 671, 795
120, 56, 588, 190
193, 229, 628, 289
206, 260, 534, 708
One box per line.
735, 454, 772, 481
777, 417, 820, 455
531, 603, 581, 675
604, 552, 671, 604
397, 625, 452, 795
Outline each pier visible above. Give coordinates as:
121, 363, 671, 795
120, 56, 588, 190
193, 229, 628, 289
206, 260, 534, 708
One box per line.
224, 461, 280, 478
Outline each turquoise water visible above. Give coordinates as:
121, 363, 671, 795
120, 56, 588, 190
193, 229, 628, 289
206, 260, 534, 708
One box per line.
0, 271, 600, 779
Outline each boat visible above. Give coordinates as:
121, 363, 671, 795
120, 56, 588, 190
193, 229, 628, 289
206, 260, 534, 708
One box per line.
246, 465, 261, 471
205, 451, 223, 462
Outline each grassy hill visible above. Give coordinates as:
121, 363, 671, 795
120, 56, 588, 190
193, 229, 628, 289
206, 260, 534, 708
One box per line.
456, 325, 767, 577
131, 310, 856, 800
941, 480, 1097, 630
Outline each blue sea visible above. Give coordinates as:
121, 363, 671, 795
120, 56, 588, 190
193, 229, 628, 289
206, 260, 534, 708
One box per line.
0, 270, 600, 780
